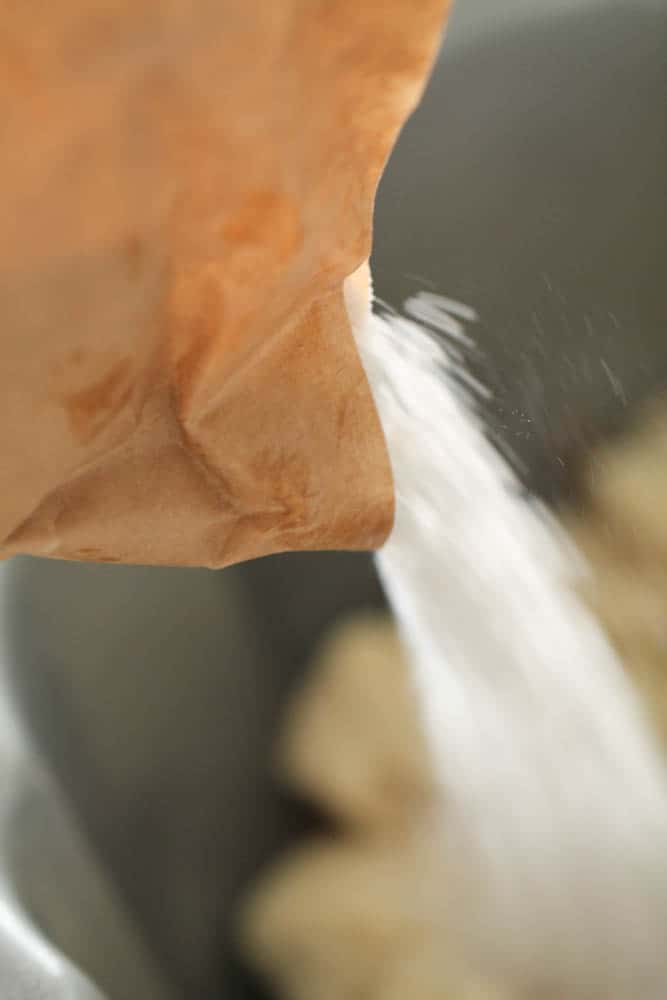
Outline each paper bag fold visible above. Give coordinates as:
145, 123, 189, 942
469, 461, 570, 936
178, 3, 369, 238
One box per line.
0, 0, 450, 567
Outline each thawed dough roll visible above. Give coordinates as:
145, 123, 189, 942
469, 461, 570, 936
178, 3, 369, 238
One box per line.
240, 399, 667, 1000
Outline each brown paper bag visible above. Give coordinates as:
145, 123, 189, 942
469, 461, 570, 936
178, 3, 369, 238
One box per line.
0, 0, 450, 567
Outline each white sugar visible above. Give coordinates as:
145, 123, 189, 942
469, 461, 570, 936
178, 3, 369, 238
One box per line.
355, 294, 667, 997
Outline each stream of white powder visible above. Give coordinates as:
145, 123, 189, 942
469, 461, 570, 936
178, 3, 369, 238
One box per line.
355, 293, 667, 997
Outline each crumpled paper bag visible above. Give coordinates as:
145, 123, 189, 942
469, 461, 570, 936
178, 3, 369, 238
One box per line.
0, 0, 449, 567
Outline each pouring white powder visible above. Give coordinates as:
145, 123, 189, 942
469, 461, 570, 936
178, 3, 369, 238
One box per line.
354, 292, 667, 997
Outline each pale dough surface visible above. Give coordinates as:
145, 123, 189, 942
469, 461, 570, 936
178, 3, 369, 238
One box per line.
240, 401, 667, 999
